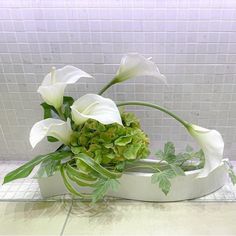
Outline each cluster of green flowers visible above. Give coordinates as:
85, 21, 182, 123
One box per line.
70, 112, 150, 167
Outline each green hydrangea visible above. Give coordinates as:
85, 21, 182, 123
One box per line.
70, 112, 150, 167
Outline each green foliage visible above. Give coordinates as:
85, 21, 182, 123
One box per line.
63, 96, 74, 120
40, 102, 59, 142
61, 160, 120, 202
41, 96, 74, 142
34, 159, 61, 178
59, 154, 122, 202
40, 102, 57, 119
71, 112, 150, 166
153, 143, 236, 195
156, 142, 205, 170
75, 153, 122, 179
92, 178, 120, 203
152, 142, 205, 195
3, 151, 71, 184
224, 160, 236, 185
151, 169, 176, 195
60, 164, 92, 199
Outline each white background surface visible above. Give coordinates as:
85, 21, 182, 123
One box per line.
0, 0, 235, 160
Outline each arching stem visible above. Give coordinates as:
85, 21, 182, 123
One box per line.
116, 101, 189, 128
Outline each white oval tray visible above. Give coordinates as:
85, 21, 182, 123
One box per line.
38, 161, 228, 202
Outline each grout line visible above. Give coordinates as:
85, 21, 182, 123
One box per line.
60, 201, 73, 236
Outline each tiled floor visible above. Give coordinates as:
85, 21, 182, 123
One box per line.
1, 161, 236, 235
0, 201, 236, 235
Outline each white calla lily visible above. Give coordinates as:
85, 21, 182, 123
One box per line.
30, 118, 73, 148
114, 53, 166, 83
37, 65, 93, 109
71, 94, 123, 126
187, 124, 224, 178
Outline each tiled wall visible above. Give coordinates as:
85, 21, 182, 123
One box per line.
0, 0, 236, 160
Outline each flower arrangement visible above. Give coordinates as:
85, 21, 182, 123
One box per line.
3, 53, 236, 202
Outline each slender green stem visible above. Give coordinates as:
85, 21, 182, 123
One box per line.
124, 165, 157, 172
98, 81, 115, 95
56, 107, 65, 120
117, 101, 189, 128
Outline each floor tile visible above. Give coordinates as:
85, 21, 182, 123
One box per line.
63, 201, 236, 236
0, 201, 72, 235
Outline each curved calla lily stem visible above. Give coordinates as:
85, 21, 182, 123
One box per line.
98, 81, 114, 95
117, 101, 224, 178
116, 101, 189, 128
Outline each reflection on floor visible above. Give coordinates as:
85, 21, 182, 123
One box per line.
0, 201, 236, 235
1, 161, 236, 235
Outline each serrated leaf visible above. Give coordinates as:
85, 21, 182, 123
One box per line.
159, 177, 171, 195
155, 150, 164, 159
164, 142, 175, 156
164, 154, 177, 164
163, 169, 176, 178
175, 153, 192, 165
170, 164, 185, 176
92, 178, 120, 202
151, 169, 176, 195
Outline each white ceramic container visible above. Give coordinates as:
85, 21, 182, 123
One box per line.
38, 160, 228, 202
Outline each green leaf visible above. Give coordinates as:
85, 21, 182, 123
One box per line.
224, 160, 236, 185
66, 171, 97, 188
151, 171, 172, 195
34, 159, 60, 178
155, 142, 176, 163
76, 153, 122, 179
40, 103, 60, 142
47, 136, 59, 142
115, 161, 126, 172
92, 178, 119, 203
169, 164, 185, 176
114, 136, 132, 146
60, 165, 92, 199
66, 163, 97, 182
40, 102, 58, 119
163, 154, 177, 164
155, 150, 164, 159
229, 170, 236, 185
151, 169, 177, 195
123, 143, 142, 160
63, 96, 74, 119
164, 142, 175, 156
3, 151, 71, 184
155, 142, 205, 171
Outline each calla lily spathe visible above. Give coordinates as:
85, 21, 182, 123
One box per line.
37, 66, 93, 109
71, 94, 123, 126
187, 124, 224, 178
30, 118, 73, 148
114, 53, 166, 84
